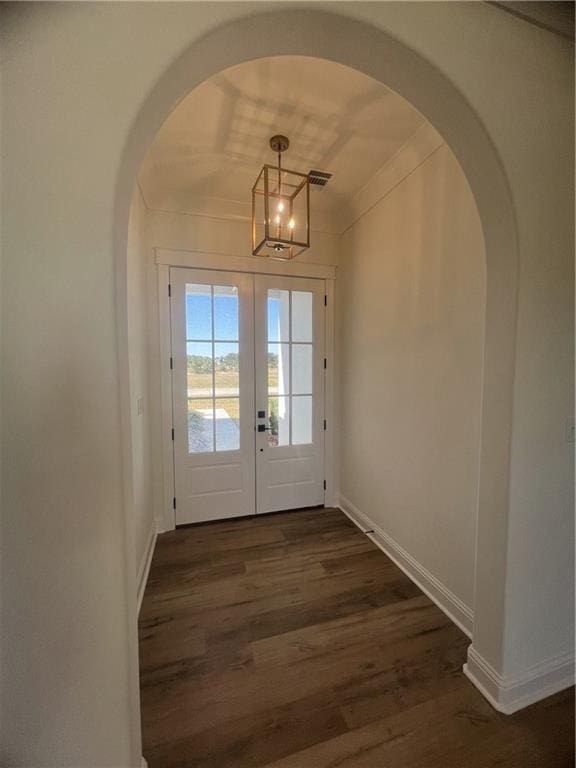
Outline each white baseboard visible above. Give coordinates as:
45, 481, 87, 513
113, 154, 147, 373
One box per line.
141, 758, 148, 768
338, 495, 473, 638
137, 521, 158, 614
464, 644, 575, 714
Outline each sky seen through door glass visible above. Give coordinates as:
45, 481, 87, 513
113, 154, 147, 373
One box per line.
185, 293, 282, 350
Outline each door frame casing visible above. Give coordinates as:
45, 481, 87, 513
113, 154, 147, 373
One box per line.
156, 248, 337, 532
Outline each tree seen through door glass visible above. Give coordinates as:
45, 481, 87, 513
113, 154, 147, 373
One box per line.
214, 342, 239, 397
187, 398, 214, 453
268, 343, 289, 397
187, 342, 212, 398
268, 396, 290, 447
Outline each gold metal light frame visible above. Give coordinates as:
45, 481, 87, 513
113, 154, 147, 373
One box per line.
252, 135, 310, 260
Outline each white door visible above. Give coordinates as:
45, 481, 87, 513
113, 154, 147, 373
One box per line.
255, 276, 325, 514
170, 268, 255, 525
170, 268, 325, 524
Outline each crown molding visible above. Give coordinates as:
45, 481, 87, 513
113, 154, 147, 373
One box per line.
338, 121, 444, 234
155, 247, 336, 279
138, 122, 445, 238
139, 188, 340, 235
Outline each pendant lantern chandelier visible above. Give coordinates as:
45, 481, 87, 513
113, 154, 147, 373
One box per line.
252, 135, 310, 260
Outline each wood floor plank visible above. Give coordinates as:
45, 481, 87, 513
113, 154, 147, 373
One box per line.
243, 536, 375, 576
250, 594, 446, 668
144, 690, 348, 768
263, 687, 572, 768
243, 574, 420, 646
139, 508, 574, 768
139, 615, 206, 669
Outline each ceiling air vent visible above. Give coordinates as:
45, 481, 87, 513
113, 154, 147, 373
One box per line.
308, 170, 333, 188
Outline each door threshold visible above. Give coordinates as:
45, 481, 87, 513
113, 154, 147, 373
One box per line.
175, 505, 325, 530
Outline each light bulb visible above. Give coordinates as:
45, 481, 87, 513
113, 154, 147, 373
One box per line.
288, 218, 295, 229
277, 201, 285, 212
275, 214, 281, 225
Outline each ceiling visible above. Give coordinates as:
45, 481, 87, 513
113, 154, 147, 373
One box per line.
138, 56, 426, 225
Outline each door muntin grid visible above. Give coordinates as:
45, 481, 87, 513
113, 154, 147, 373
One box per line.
186, 283, 241, 453
266, 289, 313, 447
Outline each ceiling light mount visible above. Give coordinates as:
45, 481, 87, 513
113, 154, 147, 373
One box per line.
252, 134, 310, 260
269, 135, 290, 154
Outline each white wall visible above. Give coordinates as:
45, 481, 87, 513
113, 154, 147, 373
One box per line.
0, 4, 572, 765
342, 3, 574, 689
500, 31, 575, 676
338, 137, 485, 617
127, 189, 155, 576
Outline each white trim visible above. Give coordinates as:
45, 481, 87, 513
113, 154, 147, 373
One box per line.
141, 757, 149, 768
155, 247, 336, 280
324, 279, 336, 507
157, 265, 176, 531
338, 494, 473, 638
464, 645, 575, 714
157, 263, 336, 527
143, 125, 444, 239
136, 521, 158, 614
338, 496, 575, 714
339, 121, 444, 234
158, 264, 176, 532
139, 191, 339, 235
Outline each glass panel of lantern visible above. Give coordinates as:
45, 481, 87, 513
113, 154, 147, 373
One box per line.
252, 165, 310, 260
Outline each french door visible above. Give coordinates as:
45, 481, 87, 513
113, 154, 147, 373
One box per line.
170, 269, 255, 523
254, 275, 325, 514
170, 267, 325, 525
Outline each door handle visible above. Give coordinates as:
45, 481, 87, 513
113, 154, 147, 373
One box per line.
257, 424, 271, 432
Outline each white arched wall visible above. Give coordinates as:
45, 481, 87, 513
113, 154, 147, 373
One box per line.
116, 3, 520, 714
1, 4, 572, 766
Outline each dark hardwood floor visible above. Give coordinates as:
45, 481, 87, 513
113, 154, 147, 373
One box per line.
139, 508, 574, 767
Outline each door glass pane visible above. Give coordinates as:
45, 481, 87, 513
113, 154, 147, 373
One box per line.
186, 284, 212, 340
291, 291, 313, 342
188, 398, 214, 453
268, 290, 289, 342
215, 398, 240, 451
268, 343, 289, 396
268, 396, 289, 447
214, 285, 238, 340
292, 344, 312, 395
292, 396, 312, 445
214, 342, 239, 397
187, 342, 213, 398
185, 282, 242, 454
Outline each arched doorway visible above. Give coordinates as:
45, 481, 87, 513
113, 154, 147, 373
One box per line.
114, 9, 519, 760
